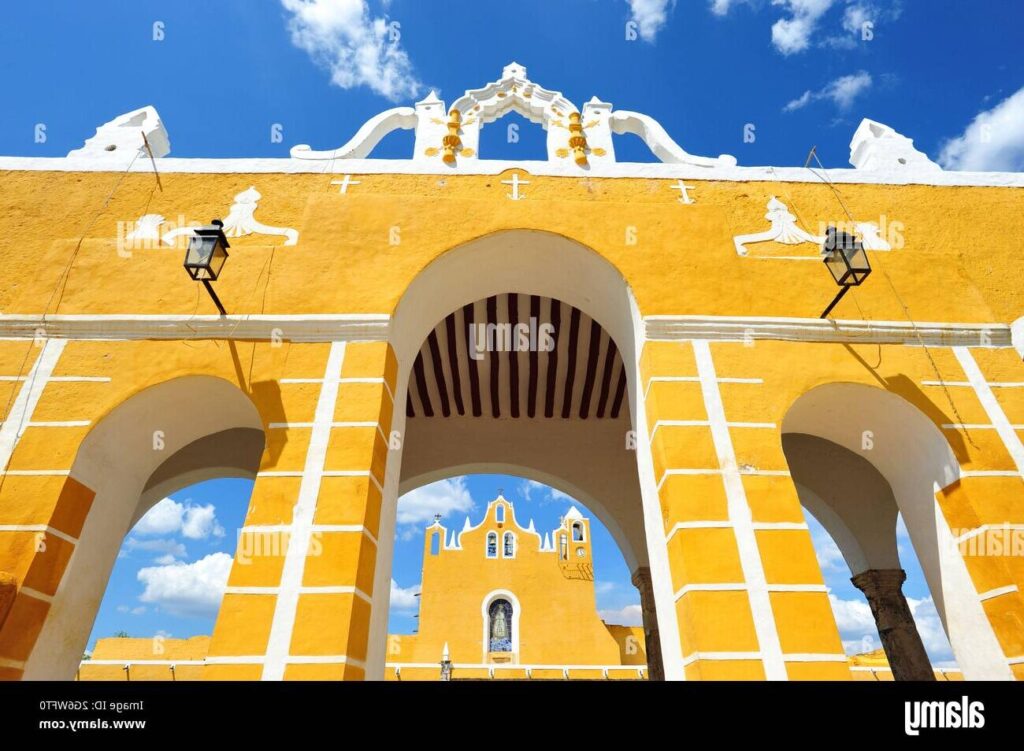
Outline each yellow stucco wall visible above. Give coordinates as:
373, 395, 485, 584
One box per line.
0, 164, 1021, 681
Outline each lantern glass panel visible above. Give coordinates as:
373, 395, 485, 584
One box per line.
185, 235, 216, 280
824, 249, 849, 285
207, 241, 228, 280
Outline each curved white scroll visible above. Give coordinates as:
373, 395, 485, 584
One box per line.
290, 106, 417, 160
733, 197, 824, 257
610, 110, 737, 167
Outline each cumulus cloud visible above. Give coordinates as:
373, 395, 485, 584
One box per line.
133, 498, 225, 540
783, 71, 872, 112
709, 0, 751, 15
281, 0, 422, 101
939, 87, 1024, 171
829, 592, 955, 664
771, 0, 837, 55
627, 0, 674, 42
122, 537, 188, 562
390, 579, 421, 611
137, 552, 233, 618
599, 604, 644, 627
116, 605, 147, 616
397, 477, 474, 527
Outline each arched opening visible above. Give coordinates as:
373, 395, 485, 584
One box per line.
477, 111, 548, 161
486, 597, 514, 654
371, 229, 679, 679
781, 382, 1013, 680
385, 474, 647, 677
22, 376, 265, 680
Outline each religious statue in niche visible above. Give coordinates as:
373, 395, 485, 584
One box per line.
488, 599, 513, 653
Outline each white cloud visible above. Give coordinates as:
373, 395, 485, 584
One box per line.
908, 595, 955, 663
390, 579, 420, 611
594, 581, 617, 595
133, 498, 224, 540
281, 0, 422, 101
939, 87, 1024, 171
783, 90, 813, 112
783, 71, 872, 112
808, 525, 847, 573
137, 552, 233, 618
829, 592, 955, 664
396, 477, 474, 526
709, 0, 751, 15
627, 0, 674, 42
116, 605, 147, 616
122, 537, 187, 561
599, 604, 644, 627
771, 0, 837, 55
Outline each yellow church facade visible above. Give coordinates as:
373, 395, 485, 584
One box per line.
0, 63, 1023, 681
385, 497, 647, 680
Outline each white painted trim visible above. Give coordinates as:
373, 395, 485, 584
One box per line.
1008, 655, 1024, 665
0, 314, 390, 343
665, 520, 808, 543
383, 661, 647, 672
0, 314, 1012, 349
953, 348, 1024, 477
955, 524, 1024, 543
693, 340, 787, 680
4, 154, 1024, 187
924, 380, 1024, 388
681, 651, 762, 666
85, 660, 205, 666
960, 470, 1022, 478
0, 525, 78, 544
262, 342, 346, 681
675, 583, 747, 599
657, 467, 791, 491
24, 421, 91, 428
0, 339, 65, 473
643, 376, 762, 399
781, 653, 849, 662
650, 419, 775, 439
647, 316, 1011, 348
19, 587, 54, 603
978, 584, 1019, 602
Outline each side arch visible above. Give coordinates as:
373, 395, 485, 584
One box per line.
781, 381, 1012, 680
23, 376, 265, 680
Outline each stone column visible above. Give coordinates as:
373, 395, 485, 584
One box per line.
851, 568, 934, 681
631, 567, 664, 681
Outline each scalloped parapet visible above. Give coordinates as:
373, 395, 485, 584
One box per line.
289, 62, 736, 168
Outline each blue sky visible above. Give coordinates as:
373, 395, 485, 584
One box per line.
1, 1, 1023, 169
22, 0, 995, 662
92, 472, 954, 666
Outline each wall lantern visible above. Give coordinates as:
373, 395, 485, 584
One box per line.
183, 219, 230, 315
820, 225, 871, 318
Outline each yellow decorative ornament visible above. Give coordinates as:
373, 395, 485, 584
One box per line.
567, 111, 589, 167
555, 148, 569, 158
442, 109, 463, 165
592, 147, 607, 157
424, 147, 440, 157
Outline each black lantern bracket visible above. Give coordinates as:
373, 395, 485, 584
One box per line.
183, 219, 230, 316
819, 225, 871, 318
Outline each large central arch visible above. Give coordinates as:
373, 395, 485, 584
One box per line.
368, 229, 681, 679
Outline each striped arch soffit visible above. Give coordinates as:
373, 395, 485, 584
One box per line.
406, 294, 628, 420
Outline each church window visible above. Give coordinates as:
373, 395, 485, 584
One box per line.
488, 599, 513, 653
430, 532, 440, 556
503, 532, 515, 557
496, 505, 505, 523
486, 532, 497, 558
559, 534, 568, 560
572, 521, 584, 541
